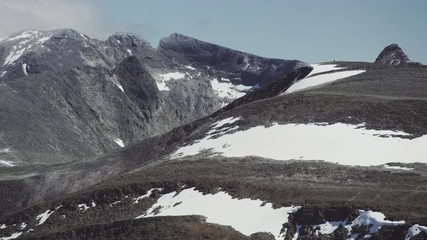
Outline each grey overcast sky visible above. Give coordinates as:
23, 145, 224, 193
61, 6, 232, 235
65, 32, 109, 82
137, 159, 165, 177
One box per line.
1, 0, 426, 64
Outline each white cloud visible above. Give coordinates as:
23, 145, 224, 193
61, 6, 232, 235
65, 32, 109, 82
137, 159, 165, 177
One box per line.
0, 0, 133, 40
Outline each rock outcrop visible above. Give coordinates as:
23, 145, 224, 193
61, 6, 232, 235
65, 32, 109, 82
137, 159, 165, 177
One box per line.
375, 43, 413, 66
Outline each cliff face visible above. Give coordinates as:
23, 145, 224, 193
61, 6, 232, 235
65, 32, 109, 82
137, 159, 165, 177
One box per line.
374, 43, 413, 66
158, 33, 308, 86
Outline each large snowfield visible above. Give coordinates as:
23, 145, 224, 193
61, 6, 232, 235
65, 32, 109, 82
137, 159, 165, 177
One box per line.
3, 188, 425, 240
136, 187, 300, 238
131, 187, 427, 240
156, 72, 186, 91
172, 118, 427, 166
285, 64, 365, 93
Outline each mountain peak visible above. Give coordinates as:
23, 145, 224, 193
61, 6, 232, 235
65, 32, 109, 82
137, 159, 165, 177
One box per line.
162, 33, 196, 41
108, 32, 151, 48
374, 43, 410, 66
158, 33, 211, 54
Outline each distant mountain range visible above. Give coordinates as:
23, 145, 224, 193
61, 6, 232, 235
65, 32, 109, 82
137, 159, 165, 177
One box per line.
0, 29, 308, 165
1, 29, 426, 240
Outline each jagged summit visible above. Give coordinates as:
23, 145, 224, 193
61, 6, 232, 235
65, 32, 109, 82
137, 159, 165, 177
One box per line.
108, 32, 151, 48
158, 33, 217, 53
374, 43, 410, 66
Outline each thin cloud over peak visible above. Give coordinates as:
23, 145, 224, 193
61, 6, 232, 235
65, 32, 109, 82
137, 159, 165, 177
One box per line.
0, 0, 133, 40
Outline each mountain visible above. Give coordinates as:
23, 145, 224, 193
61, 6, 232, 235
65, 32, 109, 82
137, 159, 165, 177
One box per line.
1, 30, 427, 240
0, 29, 308, 166
374, 43, 421, 66
1, 59, 427, 240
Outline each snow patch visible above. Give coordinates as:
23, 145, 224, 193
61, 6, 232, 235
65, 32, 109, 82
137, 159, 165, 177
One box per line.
36, 206, 61, 225
184, 65, 196, 70
79, 33, 88, 41
19, 222, 26, 230
384, 165, 414, 171
112, 75, 124, 92
78, 203, 90, 211
114, 138, 125, 147
312, 221, 344, 235
0, 71, 6, 78
406, 224, 427, 239
156, 81, 169, 91
285, 69, 365, 94
291, 224, 301, 240
136, 187, 300, 239
37, 36, 51, 45
156, 72, 186, 91
206, 117, 241, 137
210, 117, 241, 130
159, 72, 185, 81
3, 48, 26, 66
243, 57, 250, 70
22, 63, 28, 76
0, 232, 22, 240
347, 210, 404, 234
134, 188, 163, 204
0, 224, 6, 229
0, 160, 14, 167
171, 122, 427, 166
211, 78, 252, 99
171, 117, 241, 159
0, 148, 11, 153
299, 210, 416, 238
306, 64, 345, 78
6, 31, 39, 41
126, 49, 132, 55
78, 201, 96, 211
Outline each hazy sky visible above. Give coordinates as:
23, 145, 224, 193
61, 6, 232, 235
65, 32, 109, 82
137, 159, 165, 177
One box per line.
0, 0, 426, 64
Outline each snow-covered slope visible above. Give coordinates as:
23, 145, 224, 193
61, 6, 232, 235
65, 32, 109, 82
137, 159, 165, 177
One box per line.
0, 30, 52, 67
172, 119, 427, 166
136, 187, 300, 239
2, 184, 426, 240
285, 64, 365, 93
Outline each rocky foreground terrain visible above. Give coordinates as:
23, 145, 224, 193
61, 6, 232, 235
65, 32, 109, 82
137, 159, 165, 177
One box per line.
0, 30, 426, 240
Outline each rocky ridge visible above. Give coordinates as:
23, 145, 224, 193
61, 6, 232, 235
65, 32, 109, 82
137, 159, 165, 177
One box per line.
0, 29, 307, 166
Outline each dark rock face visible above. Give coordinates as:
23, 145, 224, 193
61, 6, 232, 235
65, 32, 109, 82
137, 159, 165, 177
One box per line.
375, 44, 411, 66
293, 206, 327, 225
115, 56, 160, 120
285, 206, 360, 239
158, 33, 308, 87
371, 225, 409, 240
